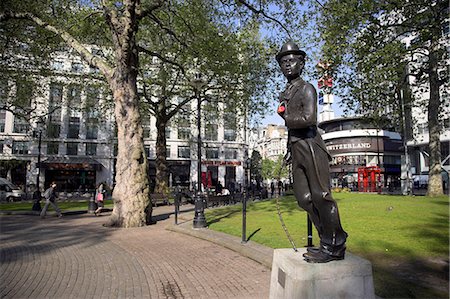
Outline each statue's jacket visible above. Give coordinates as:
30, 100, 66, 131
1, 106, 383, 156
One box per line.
279, 78, 331, 161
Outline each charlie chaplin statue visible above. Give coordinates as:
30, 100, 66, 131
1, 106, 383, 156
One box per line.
276, 41, 348, 263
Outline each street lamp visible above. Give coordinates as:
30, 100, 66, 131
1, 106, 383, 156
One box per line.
32, 119, 44, 211
242, 157, 251, 243
190, 73, 207, 228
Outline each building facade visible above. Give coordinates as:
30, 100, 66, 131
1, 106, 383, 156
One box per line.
319, 117, 403, 191
0, 51, 248, 195
250, 124, 288, 161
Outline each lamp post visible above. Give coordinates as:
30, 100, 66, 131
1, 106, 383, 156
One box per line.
190, 73, 207, 228
32, 120, 44, 211
242, 157, 251, 243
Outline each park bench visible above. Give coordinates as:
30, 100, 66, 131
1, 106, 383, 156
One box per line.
151, 193, 169, 206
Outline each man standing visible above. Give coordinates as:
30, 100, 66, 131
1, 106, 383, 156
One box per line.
276, 41, 347, 263
40, 182, 62, 219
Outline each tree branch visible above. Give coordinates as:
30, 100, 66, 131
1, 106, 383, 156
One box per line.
137, 45, 185, 74
135, 0, 165, 19
0, 10, 113, 80
236, 0, 291, 38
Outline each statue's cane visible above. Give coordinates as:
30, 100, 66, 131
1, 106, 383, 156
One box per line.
275, 152, 298, 252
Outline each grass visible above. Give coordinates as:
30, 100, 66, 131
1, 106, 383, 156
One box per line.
206, 193, 450, 298
0, 200, 114, 211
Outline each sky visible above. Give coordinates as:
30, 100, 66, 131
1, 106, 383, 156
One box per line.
256, 3, 345, 127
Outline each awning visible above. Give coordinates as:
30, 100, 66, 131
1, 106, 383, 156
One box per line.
41, 157, 103, 171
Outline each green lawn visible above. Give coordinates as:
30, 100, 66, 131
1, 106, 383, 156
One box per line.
0, 200, 114, 211
206, 193, 450, 298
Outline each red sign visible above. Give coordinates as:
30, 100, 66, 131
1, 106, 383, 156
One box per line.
202, 161, 242, 166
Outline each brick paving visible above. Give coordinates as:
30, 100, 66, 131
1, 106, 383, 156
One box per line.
0, 206, 270, 299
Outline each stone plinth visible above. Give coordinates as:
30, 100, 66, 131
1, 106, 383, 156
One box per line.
269, 248, 375, 299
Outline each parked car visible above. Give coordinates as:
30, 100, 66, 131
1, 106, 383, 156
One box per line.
0, 178, 25, 202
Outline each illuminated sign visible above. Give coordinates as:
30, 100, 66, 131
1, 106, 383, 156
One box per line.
327, 143, 372, 151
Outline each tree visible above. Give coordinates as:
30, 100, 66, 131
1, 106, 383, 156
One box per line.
261, 158, 275, 180
0, 0, 304, 227
250, 150, 262, 182
137, 2, 273, 194
313, 0, 448, 196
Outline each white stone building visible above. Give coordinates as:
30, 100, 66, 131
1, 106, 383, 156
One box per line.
250, 124, 288, 161
0, 49, 248, 194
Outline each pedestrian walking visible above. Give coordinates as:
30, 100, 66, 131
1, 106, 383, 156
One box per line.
40, 182, 62, 219
270, 181, 275, 197
94, 183, 106, 216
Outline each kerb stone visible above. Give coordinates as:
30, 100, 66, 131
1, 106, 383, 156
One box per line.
269, 248, 375, 299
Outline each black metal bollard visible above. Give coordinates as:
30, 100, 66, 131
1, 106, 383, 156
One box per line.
88, 192, 97, 214
31, 190, 42, 212
174, 192, 181, 225
241, 191, 247, 244
193, 193, 207, 228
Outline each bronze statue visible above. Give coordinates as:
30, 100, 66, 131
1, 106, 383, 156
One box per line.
276, 41, 347, 263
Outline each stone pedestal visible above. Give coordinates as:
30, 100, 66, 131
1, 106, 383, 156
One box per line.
269, 248, 375, 299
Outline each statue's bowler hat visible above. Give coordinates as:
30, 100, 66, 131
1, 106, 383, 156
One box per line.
276, 41, 306, 62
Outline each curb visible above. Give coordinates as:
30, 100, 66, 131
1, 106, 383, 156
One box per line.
0, 210, 88, 216
167, 220, 274, 269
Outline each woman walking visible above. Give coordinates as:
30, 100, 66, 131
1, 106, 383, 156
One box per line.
94, 183, 106, 216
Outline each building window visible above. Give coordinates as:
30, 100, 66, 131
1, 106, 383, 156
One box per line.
15, 79, 33, 110
47, 142, 59, 155
178, 127, 191, 140
145, 145, 155, 158
66, 142, 78, 155
143, 128, 151, 139
67, 117, 80, 138
86, 119, 98, 140
67, 85, 82, 115
0, 80, 9, 105
206, 147, 219, 159
178, 146, 190, 158
224, 129, 236, 141
13, 116, 29, 133
49, 84, 62, 120
86, 143, 97, 156
0, 110, 6, 132
166, 145, 171, 158
165, 126, 171, 139
205, 124, 218, 141
224, 148, 238, 160
0, 141, 4, 153
177, 104, 191, 140
85, 86, 100, 118
224, 112, 237, 141
47, 123, 61, 138
12, 141, 29, 155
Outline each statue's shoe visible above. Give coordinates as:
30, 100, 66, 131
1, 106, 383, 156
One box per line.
306, 247, 320, 253
303, 250, 345, 263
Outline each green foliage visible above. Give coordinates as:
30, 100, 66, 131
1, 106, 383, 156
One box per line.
313, 0, 448, 124
250, 150, 262, 181
206, 193, 449, 298
261, 158, 275, 180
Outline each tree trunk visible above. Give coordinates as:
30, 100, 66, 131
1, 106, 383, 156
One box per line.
155, 114, 169, 194
426, 38, 443, 197
106, 73, 151, 227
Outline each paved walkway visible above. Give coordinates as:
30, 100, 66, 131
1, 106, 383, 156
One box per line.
0, 206, 271, 299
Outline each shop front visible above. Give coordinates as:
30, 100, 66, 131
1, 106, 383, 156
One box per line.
41, 157, 102, 192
